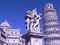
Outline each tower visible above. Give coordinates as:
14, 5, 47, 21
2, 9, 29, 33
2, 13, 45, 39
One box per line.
22, 9, 44, 45
43, 3, 60, 45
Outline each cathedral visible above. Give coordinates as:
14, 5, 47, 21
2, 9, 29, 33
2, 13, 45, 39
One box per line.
0, 3, 60, 45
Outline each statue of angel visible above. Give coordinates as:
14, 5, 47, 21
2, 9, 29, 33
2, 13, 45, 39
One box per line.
33, 13, 42, 30
25, 10, 31, 31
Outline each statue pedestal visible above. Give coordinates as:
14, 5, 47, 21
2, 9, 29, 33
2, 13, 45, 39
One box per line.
22, 32, 44, 45
24, 9, 44, 45
27, 27, 42, 34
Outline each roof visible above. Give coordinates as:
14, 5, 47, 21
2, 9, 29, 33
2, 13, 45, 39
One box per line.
0, 20, 11, 28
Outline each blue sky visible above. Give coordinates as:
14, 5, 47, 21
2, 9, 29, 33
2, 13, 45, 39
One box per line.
0, 0, 60, 35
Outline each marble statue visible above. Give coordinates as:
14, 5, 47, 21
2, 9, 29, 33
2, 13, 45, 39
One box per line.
25, 9, 42, 32
30, 17, 34, 31
31, 8, 37, 18
30, 8, 38, 31
33, 13, 42, 30
25, 10, 31, 31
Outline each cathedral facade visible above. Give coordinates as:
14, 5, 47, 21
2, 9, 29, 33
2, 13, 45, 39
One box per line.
0, 3, 60, 45
0, 20, 25, 45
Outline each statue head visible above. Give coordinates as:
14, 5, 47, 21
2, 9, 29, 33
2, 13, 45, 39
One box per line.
31, 8, 37, 17
26, 10, 31, 15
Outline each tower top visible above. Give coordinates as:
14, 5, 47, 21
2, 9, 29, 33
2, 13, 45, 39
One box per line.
44, 3, 54, 10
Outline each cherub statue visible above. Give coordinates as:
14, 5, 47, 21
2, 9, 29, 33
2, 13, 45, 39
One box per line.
25, 10, 31, 31
31, 8, 37, 18
33, 13, 42, 30
30, 8, 37, 31
25, 9, 42, 33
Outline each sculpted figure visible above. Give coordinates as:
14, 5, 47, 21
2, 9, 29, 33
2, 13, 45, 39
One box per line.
34, 13, 42, 28
30, 8, 37, 31
33, 13, 42, 31
25, 10, 31, 31
31, 8, 37, 18
25, 9, 42, 32
30, 17, 34, 31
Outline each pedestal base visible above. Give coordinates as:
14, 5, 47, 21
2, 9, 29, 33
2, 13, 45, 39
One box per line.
22, 32, 45, 39
22, 32, 44, 45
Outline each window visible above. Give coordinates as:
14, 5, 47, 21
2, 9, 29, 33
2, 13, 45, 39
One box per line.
7, 34, 9, 36
8, 40, 9, 42
50, 6, 52, 8
15, 32, 17, 35
13, 39, 15, 42
11, 32, 13, 35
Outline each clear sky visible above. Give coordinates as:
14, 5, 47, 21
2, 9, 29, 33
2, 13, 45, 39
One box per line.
0, 0, 60, 35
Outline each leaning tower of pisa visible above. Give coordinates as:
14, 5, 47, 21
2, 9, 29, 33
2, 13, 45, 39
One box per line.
43, 3, 60, 45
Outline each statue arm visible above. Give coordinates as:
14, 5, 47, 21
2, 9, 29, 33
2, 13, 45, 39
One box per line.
38, 13, 42, 17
